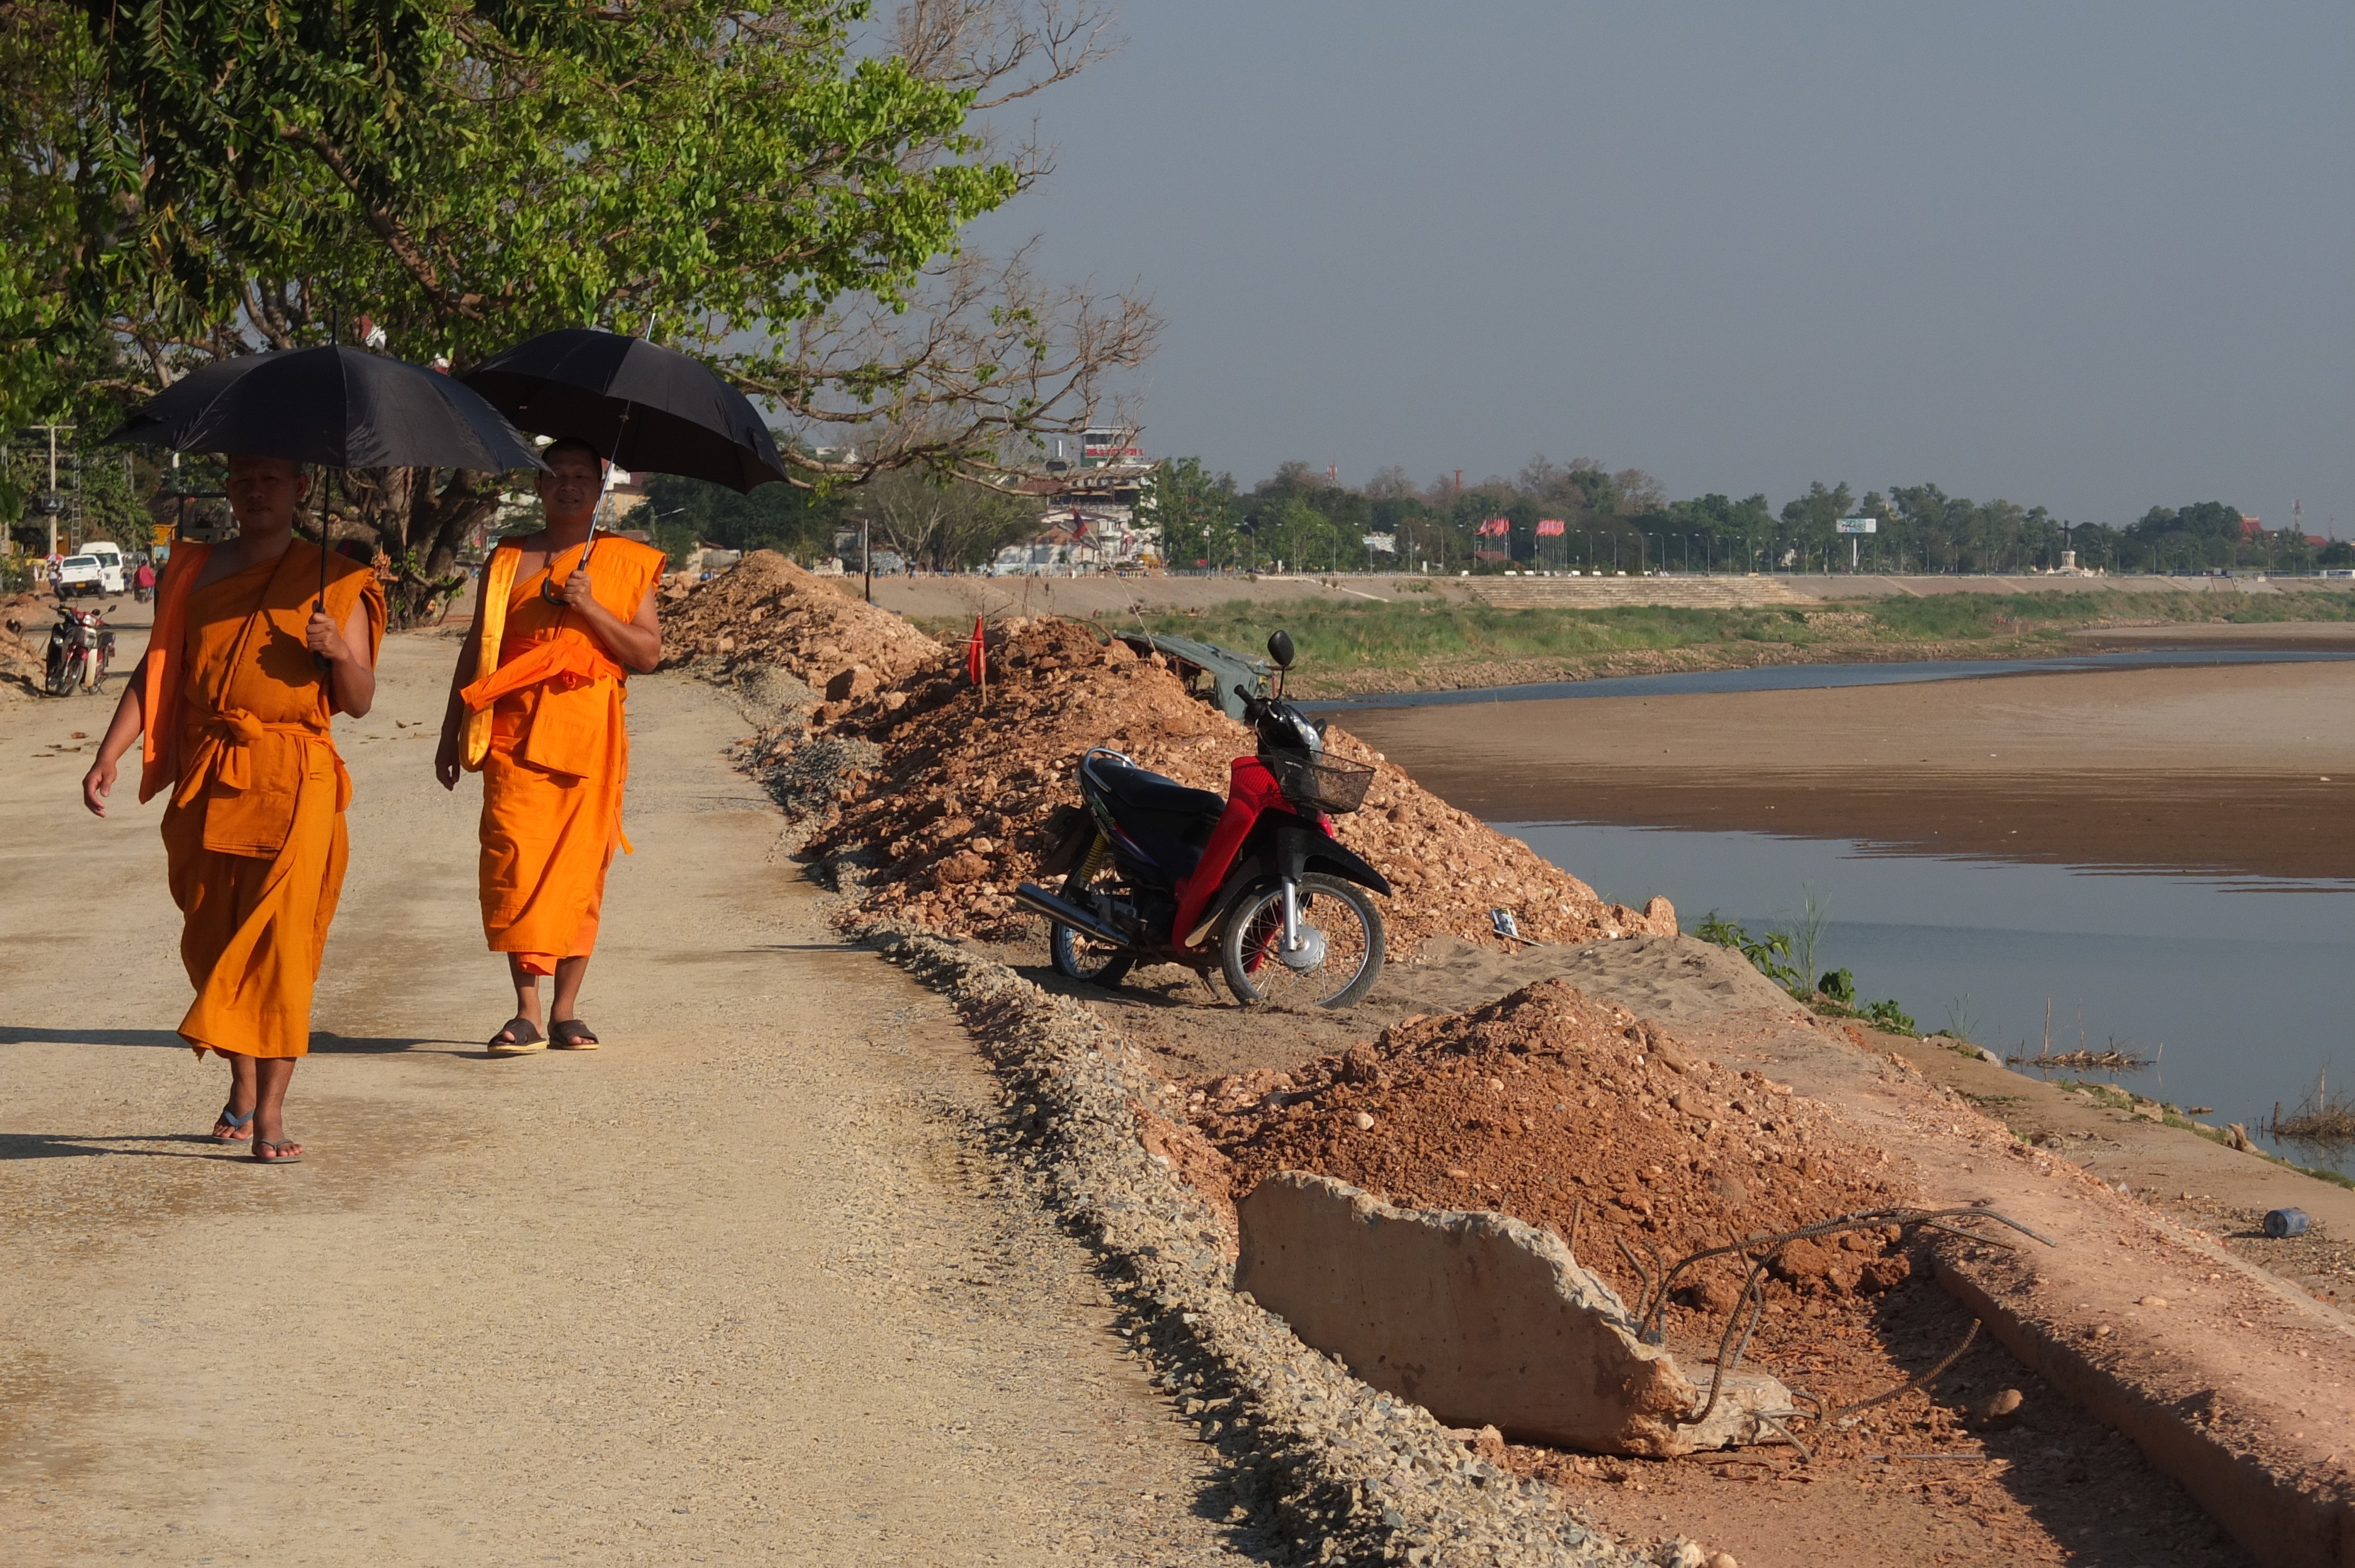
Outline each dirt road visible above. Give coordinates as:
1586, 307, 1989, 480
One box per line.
0, 634, 1244, 1564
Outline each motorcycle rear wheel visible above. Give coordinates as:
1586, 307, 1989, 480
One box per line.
1049, 866, 1134, 988
1220, 872, 1385, 1009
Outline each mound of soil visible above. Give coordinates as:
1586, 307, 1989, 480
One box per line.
1184, 979, 1918, 1318
1167, 978, 2047, 1467
1, 590, 54, 686
659, 551, 944, 696
792, 614, 1672, 952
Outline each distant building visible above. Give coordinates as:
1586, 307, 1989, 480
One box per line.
993, 430, 1162, 573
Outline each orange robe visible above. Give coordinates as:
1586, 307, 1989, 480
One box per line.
140, 542, 387, 1058
460, 536, 664, 974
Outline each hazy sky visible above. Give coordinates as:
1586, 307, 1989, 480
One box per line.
968, 2, 2353, 530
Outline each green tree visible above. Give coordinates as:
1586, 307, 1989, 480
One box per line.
1152, 457, 1238, 570
1780, 480, 1856, 572
24, 0, 1152, 618
855, 467, 1036, 572
642, 470, 850, 564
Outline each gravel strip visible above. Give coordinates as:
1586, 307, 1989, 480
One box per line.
850, 916, 1660, 1568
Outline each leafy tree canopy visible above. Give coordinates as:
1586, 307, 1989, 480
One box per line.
9, 0, 1150, 615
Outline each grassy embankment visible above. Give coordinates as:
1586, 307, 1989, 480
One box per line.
1115, 589, 2355, 696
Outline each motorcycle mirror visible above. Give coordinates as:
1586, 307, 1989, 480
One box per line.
1267, 630, 1296, 670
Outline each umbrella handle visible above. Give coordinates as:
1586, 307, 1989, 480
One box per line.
314, 469, 334, 675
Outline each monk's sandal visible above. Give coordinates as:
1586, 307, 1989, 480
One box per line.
487, 1018, 546, 1055
549, 1019, 600, 1050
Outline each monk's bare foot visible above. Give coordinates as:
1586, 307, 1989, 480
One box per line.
251, 1138, 304, 1164
211, 1104, 256, 1144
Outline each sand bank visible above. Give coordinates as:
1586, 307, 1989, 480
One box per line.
1345, 660, 2355, 882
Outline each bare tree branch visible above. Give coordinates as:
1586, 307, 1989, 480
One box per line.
726, 243, 1158, 487
893, 0, 1123, 111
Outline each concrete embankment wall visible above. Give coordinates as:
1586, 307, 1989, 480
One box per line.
861, 570, 2355, 619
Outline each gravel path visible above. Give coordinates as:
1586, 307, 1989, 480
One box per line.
0, 637, 1247, 1565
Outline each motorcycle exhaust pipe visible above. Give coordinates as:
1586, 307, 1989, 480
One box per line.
1013, 881, 1130, 949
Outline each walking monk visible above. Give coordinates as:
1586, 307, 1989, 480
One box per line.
434, 438, 664, 1053
81, 453, 384, 1163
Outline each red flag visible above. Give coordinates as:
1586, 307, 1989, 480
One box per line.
965, 614, 986, 685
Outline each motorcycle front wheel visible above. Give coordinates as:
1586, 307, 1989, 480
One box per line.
1049, 865, 1134, 988
45, 652, 74, 697
1220, 872, 1385, 1009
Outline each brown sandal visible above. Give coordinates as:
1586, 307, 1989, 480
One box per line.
487, 1017, 546, 1055
549, 1018, 600, 1050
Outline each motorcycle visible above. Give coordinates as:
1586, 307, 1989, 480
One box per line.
44, 598, 114, 696
1016, 630, 1392, 1009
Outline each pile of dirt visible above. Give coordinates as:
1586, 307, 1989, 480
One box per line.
791, 614, 1672, 951
1181, 979, 1918, 1313
1162, 978, 2041, 1464
659, 550, 945, 698
1, 590, 52, 687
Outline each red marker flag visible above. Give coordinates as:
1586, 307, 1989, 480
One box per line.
965, 614, 986, 686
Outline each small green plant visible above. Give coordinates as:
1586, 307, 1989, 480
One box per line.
1694, 911, 1802, 989
1945, 994, 1981, 1044
1819, 967, 1856, 1005
1772, 883, 1830, 984
1862, 998, 1916, 1033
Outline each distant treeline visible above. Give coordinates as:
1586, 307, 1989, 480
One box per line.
643, 450, 2339, 578
1155, 457, 2341, 577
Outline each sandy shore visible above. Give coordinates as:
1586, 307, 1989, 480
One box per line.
1344, 660, 2355, 881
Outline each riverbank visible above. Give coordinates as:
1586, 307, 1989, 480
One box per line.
1343, 658, 2355, 883
897, 588, 2355, 699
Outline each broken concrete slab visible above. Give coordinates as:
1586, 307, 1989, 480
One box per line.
1234, 1171, 1791, 1457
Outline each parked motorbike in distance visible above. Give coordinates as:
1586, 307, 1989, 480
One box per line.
1016, 629, 1392, 1009
44, 597, 114, 696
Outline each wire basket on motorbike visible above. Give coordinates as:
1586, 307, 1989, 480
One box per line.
1263, 751, 1374, 815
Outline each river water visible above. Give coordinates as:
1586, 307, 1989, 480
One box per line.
1328, 649, 2355, 1171
1498, 818, 2355, 1170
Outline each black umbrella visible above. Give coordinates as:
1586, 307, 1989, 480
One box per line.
462, 328, 789, 493
107, 344, 545, 643
463, 328, 788, 601
109, 344, 545, 474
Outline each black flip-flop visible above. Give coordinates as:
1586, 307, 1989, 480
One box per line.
549, 1019, 601, 1051
487, 1016, 546, 1055
251, 1139, 304, 1164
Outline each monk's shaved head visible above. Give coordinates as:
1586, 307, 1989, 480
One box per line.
536, 440, 605, 527
225, 452, 311, 538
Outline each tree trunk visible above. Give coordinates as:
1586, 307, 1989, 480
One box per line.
332, 466, 504, 629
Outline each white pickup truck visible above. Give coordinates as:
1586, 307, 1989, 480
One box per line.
52, 541, 126, 597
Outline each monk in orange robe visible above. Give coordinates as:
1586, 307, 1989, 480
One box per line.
435, 438, 664, 1053
82, 453, 385, 1164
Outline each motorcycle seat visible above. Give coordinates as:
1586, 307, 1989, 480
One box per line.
1095, 761, 1225, 823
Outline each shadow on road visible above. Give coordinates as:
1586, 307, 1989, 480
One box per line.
0, 1131, 251, 1162
0, 1026, 463, 1052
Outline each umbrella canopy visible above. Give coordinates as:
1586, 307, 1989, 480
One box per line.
462, 329, 788, 492
107, 345, 545, 473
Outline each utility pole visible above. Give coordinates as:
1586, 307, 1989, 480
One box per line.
861, 519, 872, 603
28, 423, 74, 556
